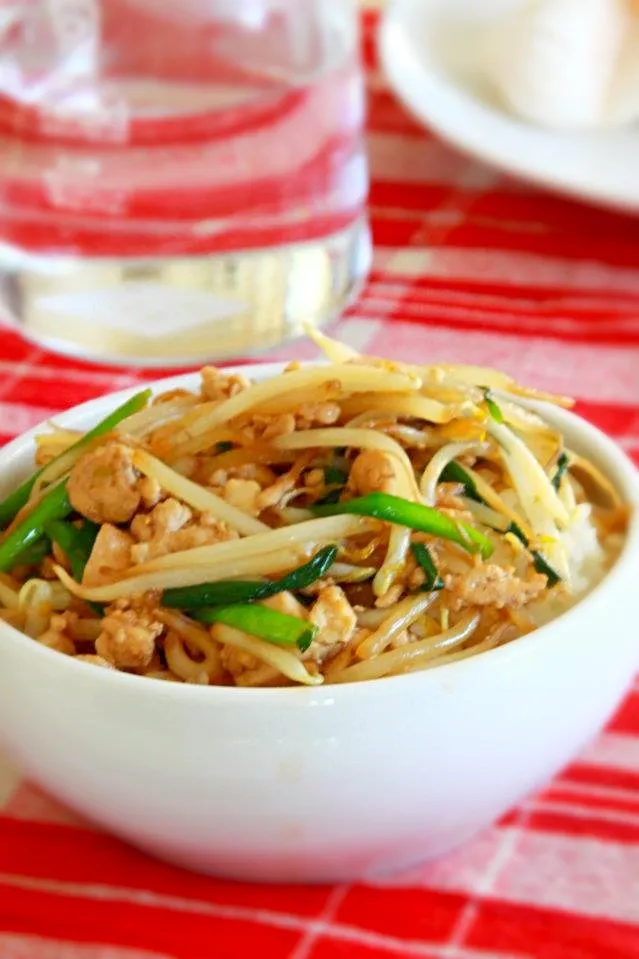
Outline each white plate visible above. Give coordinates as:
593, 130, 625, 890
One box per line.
378, 0, 639, 212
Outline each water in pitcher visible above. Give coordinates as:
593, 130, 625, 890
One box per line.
0, 0, 371, 365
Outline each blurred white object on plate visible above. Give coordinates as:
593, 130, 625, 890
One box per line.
480, 0, 629, 129
378, 0, 639, 213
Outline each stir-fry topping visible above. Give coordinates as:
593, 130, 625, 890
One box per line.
0, 334, 629, 686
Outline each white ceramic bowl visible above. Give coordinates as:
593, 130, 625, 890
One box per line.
0, 365, 638, 884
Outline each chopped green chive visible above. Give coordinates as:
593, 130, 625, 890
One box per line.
0, 389, 152, 530
507, 522, 561, 587
482, 388, 505, 424
440, 461, 483, 503
162, 545, 338, 610
411, 543, 444, 592
311, 492, 494, 559
193, 604, 317, 652
0, 483, 72, 573
45, 519, 100, 584
552, 452, 570, 492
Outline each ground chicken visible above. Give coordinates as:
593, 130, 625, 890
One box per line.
261, 591, 308, 619
408, 565, 426, 590
68, 441, 141, 524
75, 654, 115, 669
348, 450, 401, 497
201, 367, 250, 402
255, 470, 300, 512
139, 476, 162, 508
131, 498, 191, 543
307, 585, 357, 664
375, 550, 423, 607
218, 643, 295, 686
95, 598, 164, 669
38, 612, 77, 655
305, 468, 325, 489
219, 644, 264, 683
172, 456, 199, 478
239, 401, 340, 445
83, 524, 134, 587
254, 457, 311, 512
38, 555, 60, 581
295, 402, 341, 429
217, 593, 308, 685
220, 478, 262, 517
130, 498, 238, 564
435, 482, 469, 512
444, 564, 548, 612
238, 413, 297, 444
300, 575, 337, 597
263, 413, 296, 441
208, 463, 277, 489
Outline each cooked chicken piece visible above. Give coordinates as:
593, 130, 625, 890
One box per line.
307, 585, 357, 664
217, 592, 308, 685
75, 654, 115, 669
444, 564, 547, 612
300, 576, 337, 598
208, 463, 277, 489
219, 644, 263, 683
96, 598, 164, 669
131, 498, 191, 542
261, 591, 308, 619
435, 482, 468, 512
240, 413, 296, 444
375, 551, 421, 607
83, 524, 134, 588
171, 456, 198, 478
139, 476, 162, 509
201, 367, 250, 402
130, 498, 237, 564
221, 478, 262, 517
68, 442, 141, 524
348, 449, 401, 497
38, 612, 77, 655
256, 457, 311, 512
408, 565, 426, 591
218, 637, 297, 686
296, 402, 341, 429
240, 402, 340, 444
256, 471, 299, 512
262, 413, 296, 441
305, 468, 326, 489
237, 463, 278, 485
51, 539, 71, 570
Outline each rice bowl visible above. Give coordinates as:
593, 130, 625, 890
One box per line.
0, 340, 637, 882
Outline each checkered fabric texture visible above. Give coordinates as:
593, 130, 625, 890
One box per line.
0, 9, 639, 958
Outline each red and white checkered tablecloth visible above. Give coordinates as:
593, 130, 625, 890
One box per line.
1, 9, 639, 958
